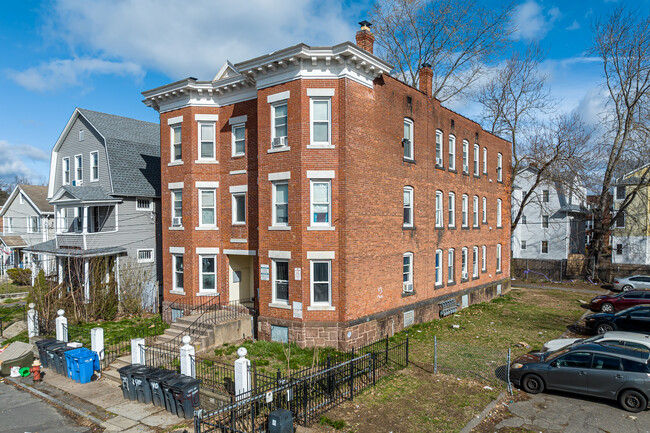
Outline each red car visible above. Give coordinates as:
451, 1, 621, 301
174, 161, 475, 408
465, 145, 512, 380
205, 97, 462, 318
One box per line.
589, 290, 650, 313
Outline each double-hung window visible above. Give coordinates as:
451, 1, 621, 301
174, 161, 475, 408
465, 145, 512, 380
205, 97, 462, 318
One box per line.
232, 193, 246, 225
541, 240, 549, 254
197, 122, 215, 160
199, 189, 216, 227
447, 249, 455, 282
171, 124, 182, 162
482, 197, 487, 223
473, 144, 479, 176
231, 124, 245, 157
403, 187, 414, 227
435, 130, 443, 167
273, 182, 289, 226
521, 240, 527, 250
63, 157, 70, 185
542, 215, 549, 229
403, 252, 413, 292
497, 199, 502, 228
462, 194, 468, 227
272, 102, 288, 148
448, 135, 456, 170
481, 245, 486, 271
435, 249, 443, 285
4, 217, 12, 233
273, 260, 289, 304
497, 153, 503, 182
482, 148, 487, 174
435, 191, 443, 228
472, 246, 479, 278
75, 155, 83, 184
28, 216, 40, 233
448, 192, 455, 227
496, 244, 502, 272
461, 247, 468, 280
462, 140, 469, 173
90, 151, 99, 182
199, 255, 217, 293
403, 118, 414, 160
173, 254, 184, 291
473, 195, 479, 227
543, 190, 550, 202
172, 190, 183, 227
311, 180, 331, 226
310, 98, 331, 145
311, 260, 331, 305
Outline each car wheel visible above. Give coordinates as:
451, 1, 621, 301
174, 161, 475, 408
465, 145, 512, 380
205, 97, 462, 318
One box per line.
596, 322, 616, 334
600, 302, 615, 313
622, 285, 633, 292
522, 374, 545, 394
619, 390, 648, 413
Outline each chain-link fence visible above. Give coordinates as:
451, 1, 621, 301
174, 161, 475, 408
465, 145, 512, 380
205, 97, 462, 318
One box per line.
432, 336, 512, 393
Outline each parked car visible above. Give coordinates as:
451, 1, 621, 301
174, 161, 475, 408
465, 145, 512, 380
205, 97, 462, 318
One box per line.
613, 275, 650, 292
510, 343, 650, 412
542, 331, 650, 352
589, 291, 650, 313
584, 306, 650, 335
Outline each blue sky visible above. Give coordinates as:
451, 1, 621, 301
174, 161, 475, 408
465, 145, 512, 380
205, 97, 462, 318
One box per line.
0, 0, 646, 184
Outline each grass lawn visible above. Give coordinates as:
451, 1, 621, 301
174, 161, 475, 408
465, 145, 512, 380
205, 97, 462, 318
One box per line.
0, 281, 31, 295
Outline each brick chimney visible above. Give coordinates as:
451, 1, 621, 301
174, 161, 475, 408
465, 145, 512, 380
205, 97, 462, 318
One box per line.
419, 63, 433, 97
356, 20, 375, 54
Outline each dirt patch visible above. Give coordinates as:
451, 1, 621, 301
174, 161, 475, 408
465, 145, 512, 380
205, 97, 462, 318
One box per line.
470, 390, 531, 433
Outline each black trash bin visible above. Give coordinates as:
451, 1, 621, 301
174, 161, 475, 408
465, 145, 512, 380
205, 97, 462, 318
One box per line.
132, 366, 157, 404
169, 375, 201, 419
148, 369, 177, 408
35, 339, 58, 369
117, 365, 144, 401
52, 346, 77, 376
162, 375, 182, 416
268, 409, 293, 433
44, 342, 67, 371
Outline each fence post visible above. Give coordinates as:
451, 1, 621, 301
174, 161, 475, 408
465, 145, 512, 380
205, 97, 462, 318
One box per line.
252, 360, 257, 391
405, 331, 409, 366
302, 379, 308, 425
91, 327, 104, 360
507, 348, 512, 395
371, 352, 376, 386
131, 338, 145, 364
194, 410, 201, 433
27, 303, 38, 338
327, 354, 333, 397
349, 349, 355, 401
434, 335, 437, 374
180, 336, 196, 378
55, 309, 67, 342
385, 335, 389, 366
234, 347, 251, 399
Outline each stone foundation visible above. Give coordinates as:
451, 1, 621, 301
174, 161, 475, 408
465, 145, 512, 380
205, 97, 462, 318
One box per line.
258, 278, 511, 350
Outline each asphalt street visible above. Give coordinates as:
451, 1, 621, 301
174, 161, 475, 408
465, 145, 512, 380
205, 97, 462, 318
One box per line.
0, 380, 89, 433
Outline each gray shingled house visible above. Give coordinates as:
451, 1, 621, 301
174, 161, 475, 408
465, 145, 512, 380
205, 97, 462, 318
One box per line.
26, 108, 162, 308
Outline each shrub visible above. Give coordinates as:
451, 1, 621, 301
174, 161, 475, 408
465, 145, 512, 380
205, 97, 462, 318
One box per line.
7, 268, 31, 286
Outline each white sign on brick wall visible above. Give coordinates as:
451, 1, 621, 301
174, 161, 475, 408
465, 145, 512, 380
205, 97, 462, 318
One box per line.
294, 267, 302, 280
293, 302, 303, 319
260, 264, 269, 281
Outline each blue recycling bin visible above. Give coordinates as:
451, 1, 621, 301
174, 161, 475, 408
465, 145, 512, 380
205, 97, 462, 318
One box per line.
65, 348, 87, 381
76, 350, 99, 384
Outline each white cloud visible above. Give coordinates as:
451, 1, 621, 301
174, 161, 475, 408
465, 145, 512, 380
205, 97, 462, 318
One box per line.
6, 58, 144, 92
512, 1, 561, 41
0, 140, 49, 181
566, 20, 581, 31
574, 86, 609, 126
42, 0, 357, 81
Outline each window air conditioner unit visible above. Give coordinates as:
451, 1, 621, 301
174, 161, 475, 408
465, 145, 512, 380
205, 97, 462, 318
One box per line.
436, 157, 442, 166
172, 217, 182, 227
272, 136, 288, 148
462, 271, 468, 279
403, 283, 413, 292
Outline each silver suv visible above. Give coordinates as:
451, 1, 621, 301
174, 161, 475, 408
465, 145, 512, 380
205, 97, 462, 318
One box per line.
510, 343, 650, 412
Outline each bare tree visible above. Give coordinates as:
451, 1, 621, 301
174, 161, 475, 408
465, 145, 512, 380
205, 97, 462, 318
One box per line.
369, 0, 515, 102
589, 5, 650, 266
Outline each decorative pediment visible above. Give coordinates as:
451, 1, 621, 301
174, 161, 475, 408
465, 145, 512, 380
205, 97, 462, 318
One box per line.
213, 61, 241, 82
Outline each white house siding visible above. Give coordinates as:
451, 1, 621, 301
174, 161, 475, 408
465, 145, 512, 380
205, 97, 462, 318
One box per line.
611, 236, 650, 265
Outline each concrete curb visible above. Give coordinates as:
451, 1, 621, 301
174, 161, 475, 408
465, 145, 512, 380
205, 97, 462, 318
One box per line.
459, 391, 506, 433
5, 376, 105, 427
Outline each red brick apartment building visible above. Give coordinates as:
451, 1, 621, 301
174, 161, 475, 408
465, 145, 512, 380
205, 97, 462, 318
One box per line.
142, 24, 511, 349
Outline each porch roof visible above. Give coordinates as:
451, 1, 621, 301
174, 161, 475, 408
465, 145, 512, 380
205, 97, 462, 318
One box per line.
50, 185, 121, 205
0, 235, 28, 248
24, 239, 126, 258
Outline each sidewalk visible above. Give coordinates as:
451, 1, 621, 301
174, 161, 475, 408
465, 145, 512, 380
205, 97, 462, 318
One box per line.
8, 367, 193, 433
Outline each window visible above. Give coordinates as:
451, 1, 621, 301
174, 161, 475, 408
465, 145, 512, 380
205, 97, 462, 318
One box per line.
311, 260, 331, 305
4, 217, 12, 233
462, 194, 468, 227
435, 249, 443, 285
63, 157, 70, 185
497, 199, 502, 228
227, 124, 244, 157
172, 190, 182, 227
482, 197, 487, 223
481, 245, 486, 271
403, 253, 413, 292
522, 215, 527, 224
311, 180, 331, 226
136, 198, 152, 211
273, 182, 289, 226
435, 191, 443, 227
496, 244, 502, 272
462, 140, 469, 173
473, 246, 479, 277
482, 147, 487, 174
586, 234, 591, 245
473, 144, 479, 175
403, 187, 414, 227
435, 130, 443, 167
171, 124, 182, 161
79, 130, 84, 141
173, 254, 184, 291
542, 215, 549, 228
272, 102, 288, 147
75, 154, 82, 183
137, 249, 153, 263
197, 122, 215, 160
448, 192, 455, 227
199, 189, 216, 227
199, 255, 217, 293
616, 243, 623, 255
19, 194, 23, 204
556, 352, 591, 369
28, 216, 40, 233
541, 241, 548, 254
616, 185, 626, 200
615, 212, 625, 228
448, 135, 456, 170
521, 240, 527, 250
461, 247, 468, 279
273, 260, 289, 303
403, 118, 414, 160
543, 190, 549, 202
74, 207, 83, 232
447, 249, 455, 282
311, 98, 331, 145
497, 153, 503, 182
90, 151, 99, 181
473, 196, 479, 227
232, 193, 246, 224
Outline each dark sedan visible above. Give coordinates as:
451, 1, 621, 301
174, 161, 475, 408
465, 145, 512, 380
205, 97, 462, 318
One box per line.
589, 290, 650, 313
584, 305, 650, 335
510, 343, 650, 412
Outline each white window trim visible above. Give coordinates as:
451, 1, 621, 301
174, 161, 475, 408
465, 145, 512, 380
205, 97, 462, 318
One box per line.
403, 252, 413, 292
307, 251, 335, 260
462, 194, 468, 227
171, 190, 183, 228
267, 91, 290, 104
272, 259, 290, 305
306, 170, 335, 179
4, 216, 13, 234
74, 154, 83, 184
497, 199, 502, 228
172, 254, 184, 293
135, 198, 152, 211
310, 179, 332, 228
496, 244, 502, 271
482, 147, 487, 174
137, 249, 154, 263
310, 259, 332, 307
448, 134, 456, 170
435, 191, 443, 228
448, 192, 455, 228
62, 157, 70, 185
197, 120, 217, 162
199, 254, 218, 294
482, 197, 487, 223
79, 130, 84, 141
231, 123, 245, 158
229, 185, 248, 193
228, 115, 247, 125
482, 245, 487, 271
404, 186, 414, 228
309, 96, 332, 147
167, 115, 184, 125
447, 249, 455, 283
270, 100, 289, 149
473, 246, 479, 278
170, 123, 182, 163
435, 249, 443, 285
497, 153, 503, 182
168, 181, 184, 190
461, 247, 468, 280
540, 241, 548, 255
269, 250, 291, 259
89, 151, 99, 182
403, 118, 414, 161
473, 144, 480, 176
462, 140, 469, 173
268, 171, 291, 181
272, 181, 289, 227
473, 195, 479, 227
231, 192, 246, 225
199, 188, 217, 228
542, 215, 549, 229
435, 130, 443, 167
306, 88, 335, 97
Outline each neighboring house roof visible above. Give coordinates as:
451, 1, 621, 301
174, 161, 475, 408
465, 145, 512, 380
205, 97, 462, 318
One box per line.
0, 235, 28, 248
50, 185, 121, 204
24, 239, 126, 258
48, 108, 160, 198
0, 184, 54, 218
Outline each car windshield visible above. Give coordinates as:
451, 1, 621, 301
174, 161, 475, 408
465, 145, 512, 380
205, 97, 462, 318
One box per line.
544, 347, 572, 362
615, 306, 645, 316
